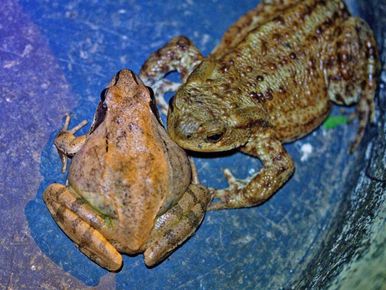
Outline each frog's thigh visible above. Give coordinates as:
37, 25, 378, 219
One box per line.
43, 184, 122, 271
143, 184, 210, 267
325, 17, 379, 150
210, 134, 294, 210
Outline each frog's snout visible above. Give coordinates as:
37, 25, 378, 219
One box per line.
113, 69, 138, 87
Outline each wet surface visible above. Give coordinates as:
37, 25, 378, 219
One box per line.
0, 0, 385, 289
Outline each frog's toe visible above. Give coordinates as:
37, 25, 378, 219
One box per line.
207, 200, 227, 211
207, 188, 232, 210
223, 169, 248, 191
54, 115, 88, 168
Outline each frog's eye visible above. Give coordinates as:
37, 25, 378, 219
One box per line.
206, 131, 224, 143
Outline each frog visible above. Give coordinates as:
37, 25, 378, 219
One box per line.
140, 0, 380, 210
43, 69, 210, 271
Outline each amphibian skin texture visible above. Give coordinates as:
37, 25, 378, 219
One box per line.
43, 70, 210, 271
140, 0, 380, 210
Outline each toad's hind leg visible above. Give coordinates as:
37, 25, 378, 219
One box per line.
325, 17, 380, 151
212, 0, 298, 58
43, 184, 122, 271
140, 36, 203, 115
143, 184, 210, 267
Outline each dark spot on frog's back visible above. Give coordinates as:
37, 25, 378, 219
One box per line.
273, 16, 285, 25
250, 88, 273, 103
278, 86, 286, 94
105, 135, 109, 153
250, 91, 264, 101
256, 75, 264, 82
265, 89, 273, 100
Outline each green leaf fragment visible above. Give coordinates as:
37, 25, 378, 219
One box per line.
323, 115, 348, 129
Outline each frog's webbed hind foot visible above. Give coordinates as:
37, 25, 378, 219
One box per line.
140, 36, 203, 115
325, 17, 380, 152
144, 184, 210, 267
55, 114, 88, 172
43, 183, 122, 271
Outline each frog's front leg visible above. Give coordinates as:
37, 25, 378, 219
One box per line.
143, 183, 210, 267
43, 184, 122, 271
140, 36, 203, 115
55, 114, 88, 172
209, 131, 294, 210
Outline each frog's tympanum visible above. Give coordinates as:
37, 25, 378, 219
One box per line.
140, 0, 380, 210
43, 69, 210, 271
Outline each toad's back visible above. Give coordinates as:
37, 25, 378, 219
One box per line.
203, 0, 350, 141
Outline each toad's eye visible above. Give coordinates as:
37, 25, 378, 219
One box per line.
206, 132, 224, 143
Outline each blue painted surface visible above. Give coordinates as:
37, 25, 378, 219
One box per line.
0, 0, 370, 289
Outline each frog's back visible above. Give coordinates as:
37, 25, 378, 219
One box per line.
69, 86, 190, 252
209, 0, 348, 141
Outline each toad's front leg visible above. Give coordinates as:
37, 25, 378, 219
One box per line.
55, 114, 88, 172
209, 131, 294, 210
140, 36, 203, 115
43, 184, 122, 271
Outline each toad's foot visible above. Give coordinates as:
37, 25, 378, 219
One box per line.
55, 114, 88, 172
209, 132, 295, 210
208, 169, 250, 210
140, 36, 203, 115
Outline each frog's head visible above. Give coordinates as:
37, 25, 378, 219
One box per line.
90, 69, 157, 132
105, 69, 151, 106
167, 79, 267, 152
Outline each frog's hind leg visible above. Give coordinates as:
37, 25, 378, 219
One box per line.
43, 184, 122, 271
143, 184, 210, 267
140, 36, 204, 115
325, 17, 379, 151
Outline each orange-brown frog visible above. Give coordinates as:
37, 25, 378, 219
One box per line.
43, 69, 210, 271
140, 0, 380, 210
